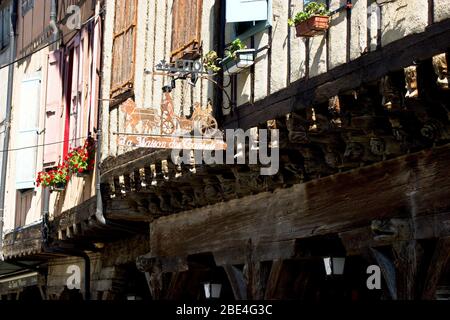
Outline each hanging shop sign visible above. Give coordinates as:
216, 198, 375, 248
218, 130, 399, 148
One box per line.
0, 272, 38, 292
117, 91, 226, 151
155, 59, 209, 75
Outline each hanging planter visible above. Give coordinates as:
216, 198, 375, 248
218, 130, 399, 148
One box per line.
221, 49, 256, 75
36, 164, 70, 192
66, 137, 96, 178
51, 182, 67, 192
289, 2, 331, 38
294, 15, 330, 37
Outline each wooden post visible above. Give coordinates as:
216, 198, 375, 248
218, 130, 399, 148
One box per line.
223, 265, 247, 300
422, 237, 450, 300
393, 240, 424, 300
264, 260, 284, 300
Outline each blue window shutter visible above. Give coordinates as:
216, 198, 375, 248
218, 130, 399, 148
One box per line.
226, 0, 268, 23
15, 77, 40, 190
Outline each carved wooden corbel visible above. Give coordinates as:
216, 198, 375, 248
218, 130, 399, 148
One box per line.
432, 53, 449, 90
380, 75, 403, 111
404, 65, 419, 99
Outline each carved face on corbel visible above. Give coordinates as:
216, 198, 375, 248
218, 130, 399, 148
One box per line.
404, 66, 419, 99
432, 53, 449, 90
328, 96, 342, 128
380, 76, 402, 111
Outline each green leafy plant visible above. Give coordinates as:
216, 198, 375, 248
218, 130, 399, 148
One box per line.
225, 38, 247, 60
203, 50, 222, 73
288, 2, 330, 27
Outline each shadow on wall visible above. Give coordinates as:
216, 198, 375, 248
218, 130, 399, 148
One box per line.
380, 1, 408, 46
310, 36, 326, 77
52, 175, 94, 218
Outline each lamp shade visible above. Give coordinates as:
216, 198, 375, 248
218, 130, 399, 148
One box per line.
204, 283, 222, 299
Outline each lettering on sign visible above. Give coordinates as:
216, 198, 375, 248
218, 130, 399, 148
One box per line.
155, 59, 209, 75
118, 135, 227, 151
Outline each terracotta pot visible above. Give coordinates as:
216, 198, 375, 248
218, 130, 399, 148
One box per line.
295, 15, 330, 37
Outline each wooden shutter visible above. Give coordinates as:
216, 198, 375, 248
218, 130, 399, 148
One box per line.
226, 0, 268, 23
89, 13, 102, 134
43, 51, 63, 168
16, 76, 40, 190
111, 0, 137, 97
15, 190, 33, 228
69, 35, 81, 150
171, 0, 203, 60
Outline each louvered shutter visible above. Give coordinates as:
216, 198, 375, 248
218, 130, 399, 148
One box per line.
111, 0, 137, 97
226, 0, 268, 23
43, 50, 63, 168
16, 76, 40, 190
171, 0, 203, 60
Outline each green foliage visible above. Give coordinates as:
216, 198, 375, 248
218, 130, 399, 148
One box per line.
203, 50, 222, 73
225, 38, 247, 60
288, 2, 330, 27
203, 39, 248, 73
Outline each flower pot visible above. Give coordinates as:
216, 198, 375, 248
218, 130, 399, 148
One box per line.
295, 15, 330, 37
221, 49, 256, 74
51, 183, 66, 192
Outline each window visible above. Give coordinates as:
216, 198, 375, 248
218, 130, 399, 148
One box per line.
21, 0, 34, 16
226, 0, 272, 41
111, 0, 138, 97
171, 0, 203, 60
60, 20, 101, 157
0, 5, 10, 50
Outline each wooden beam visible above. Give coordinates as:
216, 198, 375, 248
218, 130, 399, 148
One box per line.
213, 240, 297, 266
149, 144, 450, 259
422, 237, 450, 300
105, 198, 153, 222
223, 18, 450, 130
